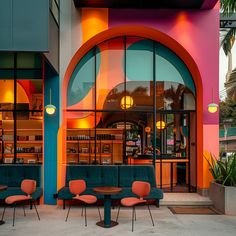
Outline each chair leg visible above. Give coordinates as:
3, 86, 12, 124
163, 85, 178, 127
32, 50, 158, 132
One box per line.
132, 206, 135, 232
147, 205, 154, 226
84, 204, 87, 227
134, 207, 136, 221
65, 205, 71, 222
81, 206, 83, 216
23, 205, 26, 216
13, 204, 16, 227
97, 206, 102, 221
116, 205, 120, 222
1, 206, 7, 221
32, 202, 40, 221
63, 200, 65, 210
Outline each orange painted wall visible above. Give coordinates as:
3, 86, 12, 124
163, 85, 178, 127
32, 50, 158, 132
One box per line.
202, 124, 219, 188
81, 8, 108, 43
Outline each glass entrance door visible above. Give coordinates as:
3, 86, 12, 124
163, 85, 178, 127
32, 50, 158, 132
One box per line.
156, 111, 196, 192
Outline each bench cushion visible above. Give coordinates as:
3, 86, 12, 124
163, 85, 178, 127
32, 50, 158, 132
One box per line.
58, 165, 163, 202
0, 165, 42, 187
0, 165, 43, 201
66, 165, 118, 187
118, 165, 157, 188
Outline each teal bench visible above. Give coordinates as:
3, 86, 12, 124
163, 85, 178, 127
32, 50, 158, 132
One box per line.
0, 165, 43, 203
57, 165, 163, 208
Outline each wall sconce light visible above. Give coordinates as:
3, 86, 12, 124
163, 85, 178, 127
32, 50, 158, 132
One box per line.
120, 95, 134, 109
208, 103, 218, 113
208, 88, 218, 113
45, 88, 56, 115
156, 121, 165, 130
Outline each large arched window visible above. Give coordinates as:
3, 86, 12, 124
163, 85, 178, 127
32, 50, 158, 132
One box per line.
66, 36, 196, 192
67, 37, 195, 112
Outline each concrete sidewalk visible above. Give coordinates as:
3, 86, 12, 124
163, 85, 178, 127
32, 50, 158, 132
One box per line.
0, 205, 236, 236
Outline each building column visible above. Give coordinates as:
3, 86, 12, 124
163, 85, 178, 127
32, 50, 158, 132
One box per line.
44, 65, 59, 205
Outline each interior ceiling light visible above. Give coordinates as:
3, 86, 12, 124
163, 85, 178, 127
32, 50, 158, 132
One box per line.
156, 121, 166, 130
120, 95, 134, 109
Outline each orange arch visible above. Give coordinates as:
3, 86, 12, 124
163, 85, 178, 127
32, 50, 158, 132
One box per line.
63, 25, 203, 189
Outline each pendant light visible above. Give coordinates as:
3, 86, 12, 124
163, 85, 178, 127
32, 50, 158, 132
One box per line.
208, 88, 218, 113
45, 89, 56, 115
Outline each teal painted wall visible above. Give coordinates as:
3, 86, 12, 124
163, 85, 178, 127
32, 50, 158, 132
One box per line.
44, 64, 59, 204
0, 0, 49, 51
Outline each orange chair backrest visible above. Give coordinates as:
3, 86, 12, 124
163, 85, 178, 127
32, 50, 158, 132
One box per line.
69, 180, 86, 195
132, 181, 150, 199
21, 179, 36, 196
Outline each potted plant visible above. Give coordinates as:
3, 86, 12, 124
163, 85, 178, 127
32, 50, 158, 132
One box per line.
205, 152, 236, 214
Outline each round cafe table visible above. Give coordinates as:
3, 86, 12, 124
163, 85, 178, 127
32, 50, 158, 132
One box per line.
93, 186, 122, 228
0, 185, 7, 225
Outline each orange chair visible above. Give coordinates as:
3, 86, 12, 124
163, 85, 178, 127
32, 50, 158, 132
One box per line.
65, 179, 101, 226
116, 181, 154, 231
1, 179, 40, 226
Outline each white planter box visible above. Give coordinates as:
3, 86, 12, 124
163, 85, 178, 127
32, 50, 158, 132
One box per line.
209, 182, 236, 215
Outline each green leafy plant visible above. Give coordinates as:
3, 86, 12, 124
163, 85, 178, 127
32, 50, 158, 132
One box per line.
205, 152, 236, 186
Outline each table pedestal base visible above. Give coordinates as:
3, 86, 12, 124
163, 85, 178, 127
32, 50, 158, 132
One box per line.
96, 220, 118, 228
0, 220, 5, 225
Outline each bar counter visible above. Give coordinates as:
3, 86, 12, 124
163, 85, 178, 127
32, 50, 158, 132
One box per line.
128, 155, 189, 189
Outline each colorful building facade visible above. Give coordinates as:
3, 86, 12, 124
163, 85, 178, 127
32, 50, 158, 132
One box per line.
0, 0, 219, 204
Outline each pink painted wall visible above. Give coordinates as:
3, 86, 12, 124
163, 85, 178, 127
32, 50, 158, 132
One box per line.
201, 0, 219, 9
203, 124, 220, 155
109, 9, 219, 125
203, 124, 219, 187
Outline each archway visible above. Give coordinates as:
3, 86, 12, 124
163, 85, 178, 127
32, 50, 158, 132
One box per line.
62, 26, 203, 192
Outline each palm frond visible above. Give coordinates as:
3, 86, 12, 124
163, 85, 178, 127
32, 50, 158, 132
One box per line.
204, 152, 236, 186
220, 28, 236, 56
221, 0, 236, 16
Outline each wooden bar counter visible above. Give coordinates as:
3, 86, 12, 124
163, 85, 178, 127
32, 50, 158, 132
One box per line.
128, 155, 189, 188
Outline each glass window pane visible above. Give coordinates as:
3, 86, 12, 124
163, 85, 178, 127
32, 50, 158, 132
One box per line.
126, 81, 153, 111
0, 53, 14, 69
0, 80, 14, 110
67, 49, 95, 110
16, 116, 43, 164
0, 113, 2, 163
2, 119, 14, 163
96, 37, 125, 110
16, 80, 43, 113
67, 112, 95, 164
97, 112, 124, 164
17, 53, 42, 69
126, 37, 153, 112
16, 53, 42, 80
163, 82, 195, 110
155, 43, 195, 95
67, 111, 95, 129
126, 37, 153, 82
124, 111, 154, 159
